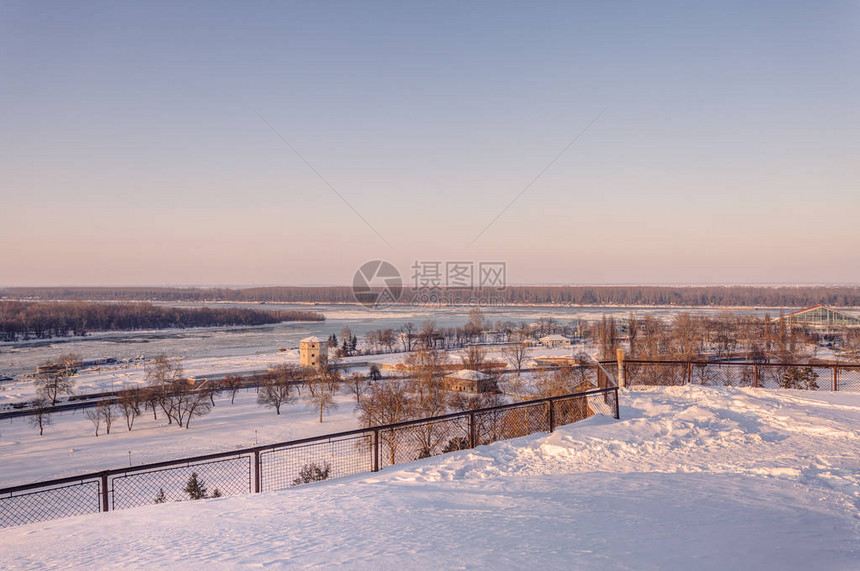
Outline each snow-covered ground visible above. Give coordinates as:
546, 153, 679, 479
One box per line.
1, 385, 858, 569
0, 346, 577, 486
0, 388, 363, 487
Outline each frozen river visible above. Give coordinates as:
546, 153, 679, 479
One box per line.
0, 303, 768, 379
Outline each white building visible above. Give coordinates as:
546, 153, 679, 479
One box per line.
445, 369, 496, 394
539, 334, 571, 348
299, 336, 328, 369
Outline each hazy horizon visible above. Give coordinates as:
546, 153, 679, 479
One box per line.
4, 281, 860, 289
2, 2, 858, 287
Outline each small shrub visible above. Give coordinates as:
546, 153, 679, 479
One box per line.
369, 364, 382, 381
780, 367, 819, 390
183, 472, 208, 500
443, 436, 469, 453
292, 462, 331, 486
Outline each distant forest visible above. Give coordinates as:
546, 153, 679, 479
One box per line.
3, 285, 860, 307
0, 301, 324, 342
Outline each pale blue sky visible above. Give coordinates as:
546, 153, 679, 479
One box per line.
1, 1, 858, 286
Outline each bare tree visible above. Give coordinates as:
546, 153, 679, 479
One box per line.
142, 386, 161, 421
403, 349, 451, 456
145, 354, 185, 424
497, 370, 526, 397
200, 379, 220, 406
673, 314, 702, 360
843, 329, 860, 360
380, 329, 397, 353
404, 349, 449, 382
179, 386, 212, 429
117, 387, 142, 431
464, 308, 485, 342
34, 366, 75, 406
28, 397, 52, 436
159, 388, 179, 425
145, 354, 185, 390
596, 315, 618, 361
449, 391, 503, 412
356, 380, 415, 464
143, 355, 211, 428
305, 365, 341, 423
85, 407, 102, 437
160, 378, 211, 429
502, 341, 530, 376
627, 313, 639, 357
99, 402, 115, 435
399, 322, 416, 352
410, 374, 450, 457
144, 366, 212, 428
346, 373, 370, 409
532, 366, 580, 400
223, 374, 244, 405
462, 345, 486, 371
257, 365, 299, 415
419, 320, 438, 349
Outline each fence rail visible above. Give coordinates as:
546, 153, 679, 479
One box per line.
608, 359, 860, 392
0, 386, 619, 529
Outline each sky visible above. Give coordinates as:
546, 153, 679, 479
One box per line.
1, 1, 858, 287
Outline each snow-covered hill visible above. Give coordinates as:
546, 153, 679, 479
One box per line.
1, 386, 858, 569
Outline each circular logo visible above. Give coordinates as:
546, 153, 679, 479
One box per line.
352, 260, 403, 309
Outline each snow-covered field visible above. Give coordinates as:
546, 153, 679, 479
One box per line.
0, 344, 581, 403
2, 385, 858, 569
0, 388, 363, 487
0, 346, 576, 487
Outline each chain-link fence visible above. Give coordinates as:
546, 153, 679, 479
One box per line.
379, 416, 470, 467
0, 386, 620, 529
835, 365, 860, 391
111, 456, 253, 510
260, 433, 373, 491
618, 360, 860, 392
0, 479, 102, 528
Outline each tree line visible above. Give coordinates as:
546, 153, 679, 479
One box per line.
5, 285, 860, 307
0, 301, 323, 341
331, 309, 578, 358
594, 311, 831, 363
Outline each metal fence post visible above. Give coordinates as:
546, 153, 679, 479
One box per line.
548, 399, 555, 432
100, 473, 109, 512
833, 366, 838, 392
613, 388, 620, 419
754, 363, 759, 388
372, 429, 380, 472
686, 362, 692, 384
469, 412, 476, 449
254, 450, 261, 493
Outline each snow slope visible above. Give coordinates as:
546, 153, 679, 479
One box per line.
1, 386, 858, 570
